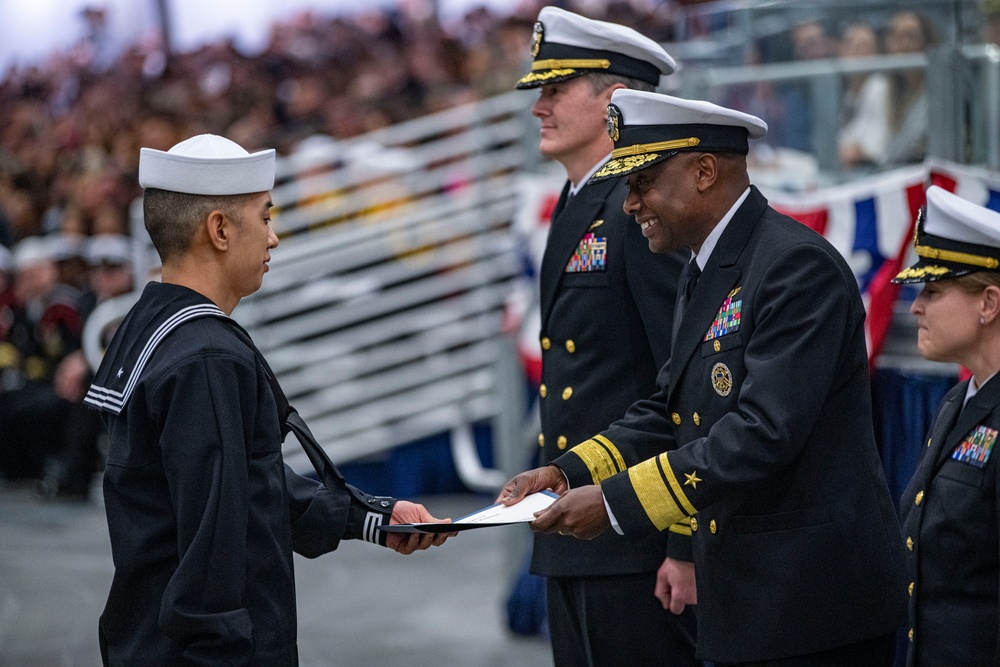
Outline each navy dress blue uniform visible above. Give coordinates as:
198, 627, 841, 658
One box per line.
86, 283, 397, 665
514, 7, 697, 666
901, 377, 1000, 666
556, 185, 909, 663
547, 90, 907, 664
536, 175, 695, 666
890, 185, 1000, 666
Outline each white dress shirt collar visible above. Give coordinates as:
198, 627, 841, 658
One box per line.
964, 370, 998, 407
570, 154, 613, 197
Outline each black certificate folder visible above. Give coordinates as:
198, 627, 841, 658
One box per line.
378, 491, 559, 533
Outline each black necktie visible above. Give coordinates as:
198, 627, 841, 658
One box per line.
672, 256, 700, 346
683, 257, 701, 302
552, 182, 573, 220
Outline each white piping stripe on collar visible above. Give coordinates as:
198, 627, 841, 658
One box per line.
363, 512, 383, 544
84, 304, 227, 414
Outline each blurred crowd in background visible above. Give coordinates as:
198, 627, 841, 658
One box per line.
0, 0, 995, 500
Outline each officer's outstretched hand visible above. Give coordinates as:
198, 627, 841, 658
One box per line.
497, 465, 568, 506
528, 486, 610, 540
386, 501, 455, 555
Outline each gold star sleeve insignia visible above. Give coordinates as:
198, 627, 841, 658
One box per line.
683, 471, 702, 489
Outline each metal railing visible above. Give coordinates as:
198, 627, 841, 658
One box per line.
85, 36, 1000, 482
86, 91, 538, 491
678, 45, 1000, 173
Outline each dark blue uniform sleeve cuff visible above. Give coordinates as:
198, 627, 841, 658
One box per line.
552, 453, 597, 488
601, 472, 660, 543
666, 530, 694, 561
345, 485, 396, 547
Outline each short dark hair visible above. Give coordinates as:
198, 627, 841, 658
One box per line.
142, 188, 256, 262
585, 72, 656, 95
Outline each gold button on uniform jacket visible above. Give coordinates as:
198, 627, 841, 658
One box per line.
902, 375, 1000, 667
534, 176, 686, 577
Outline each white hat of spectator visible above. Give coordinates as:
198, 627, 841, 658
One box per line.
345, 140, 420, 177
516, 6, 677, 89
289, 134, 340, 172
85, 234, 132, 266
0, 244, 12, 273
139, 134, 275, 195
12, 236, 54, 271
591, 90, 768, 182
49, 233, 87, 261
892, 186, 1000, 283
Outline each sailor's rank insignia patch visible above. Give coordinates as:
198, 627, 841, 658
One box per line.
952, 425, 998, 468
565, 233, 607, 272
704, 295, 742, 341
711, 362, 733, 397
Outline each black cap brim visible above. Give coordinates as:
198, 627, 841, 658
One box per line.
891, 260, 976, 284
590, 151, 679, 183
515, 68, 588, 89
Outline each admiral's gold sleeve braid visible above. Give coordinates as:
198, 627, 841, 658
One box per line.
568, 435, 626, 485
627, 453, 695, 531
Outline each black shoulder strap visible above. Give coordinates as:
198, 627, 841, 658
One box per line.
226, 320, 398, 548
224, 320, 347, 491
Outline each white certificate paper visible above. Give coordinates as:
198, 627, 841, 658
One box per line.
377, 490, 559, 534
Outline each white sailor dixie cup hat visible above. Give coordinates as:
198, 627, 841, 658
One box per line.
892, 185, 1000, 284
85, 234, 132, 266
138, 134, 275, 195
515, 6, 677, 89
591, 90, 768, 182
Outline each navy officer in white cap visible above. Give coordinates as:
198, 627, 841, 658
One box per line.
893, 186, 1000, 666
511, 7, 697, 667
86, 134, 451, 666
500, 91, 908, 665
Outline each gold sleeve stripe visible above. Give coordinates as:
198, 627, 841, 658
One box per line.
593, 435, 626, 473
668, 522, 692, 536
570, 438, 623, 486
627, 454, 685, 531
659, 454, 697, 516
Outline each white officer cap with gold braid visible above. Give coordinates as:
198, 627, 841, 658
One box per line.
591, 90, 768, 182
892, 185, 1000, 284
139, 134, 275, 195
515, 6, 677, 89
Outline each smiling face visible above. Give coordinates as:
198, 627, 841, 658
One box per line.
910, 279, 983, 364
622, 153, 710, 254
531, 76, 613, 165
225, 191, 277, 299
